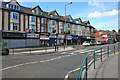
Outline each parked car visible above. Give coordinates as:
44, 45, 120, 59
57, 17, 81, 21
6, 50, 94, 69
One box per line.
106, 41, 110, 44
90, 41, 96, 46
96, 41, 101, 45
82, 41, 90, 46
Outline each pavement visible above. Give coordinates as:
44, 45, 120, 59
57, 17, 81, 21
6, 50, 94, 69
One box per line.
87, 52, 119, 79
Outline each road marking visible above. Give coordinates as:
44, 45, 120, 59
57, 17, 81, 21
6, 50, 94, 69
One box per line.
1, 54, 72, 71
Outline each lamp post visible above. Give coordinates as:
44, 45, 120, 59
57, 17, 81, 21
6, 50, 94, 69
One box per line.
65, 2, 72, 48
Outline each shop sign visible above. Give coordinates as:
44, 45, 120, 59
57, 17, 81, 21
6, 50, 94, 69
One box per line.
2, 32, 26, 39
86, 37, 90, 39
40, 35, 49, 40
50, 34, 57, 38
66, 35, 72, 40
73, 36, 77, 40
58, 35, 64, 39
26, 34, 39, 38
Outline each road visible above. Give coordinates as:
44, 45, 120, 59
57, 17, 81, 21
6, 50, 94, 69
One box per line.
1, 44, 118, 79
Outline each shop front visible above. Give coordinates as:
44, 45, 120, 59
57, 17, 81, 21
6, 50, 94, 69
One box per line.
72, 36, 78, 45
49, 34, 57, 46
66, 35, 72, 45
26, 33, 40, 47
58, 35, 65, 45
40, 34, 50, 46
2, 31, 26, 48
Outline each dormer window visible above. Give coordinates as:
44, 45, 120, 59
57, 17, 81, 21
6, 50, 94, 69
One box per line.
7, 4, 20, 10
33, 10, 42, 15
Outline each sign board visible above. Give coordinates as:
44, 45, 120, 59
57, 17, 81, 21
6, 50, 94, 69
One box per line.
58, 35, 64, 39
66, 35, 72, 40
50, 34, 57, 38
73, 36, 77, 40
26, 34, 39, 38
40, 35, 49, 40
86, 37, 90, 39
2, 32, 26, 39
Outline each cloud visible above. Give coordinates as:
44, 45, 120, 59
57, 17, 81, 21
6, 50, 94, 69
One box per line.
88, 9, 118, 18
88, 0, 106, 10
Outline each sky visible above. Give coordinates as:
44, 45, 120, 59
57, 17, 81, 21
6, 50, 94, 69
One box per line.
3, 0, 119, 31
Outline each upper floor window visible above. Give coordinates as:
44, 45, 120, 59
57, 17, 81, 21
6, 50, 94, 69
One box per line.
82, 26, 85, 30
66, 23, 70, 28
41, 18, 47, 24
99, 32, 103, 35
59, 22, 63, 27
10, 12, 19, 20
59, 29, 63, 34
29, 25, 36, 32
82, 32, 85, 36
87, 33, 90, 36
34, 10, 42, 15
91, 28, 93, 32
8, 4, 20, 10
87, 27, 89, 31
51, 20, 55, 25
78, 25, 81, 30
73, 31, 76, 35
50, 28, 55, 33
30, 16, 36, 22
73, 25, 76, 28
41, 27, 47, 32
10, 23, 19, 31
78, 31, 81, 35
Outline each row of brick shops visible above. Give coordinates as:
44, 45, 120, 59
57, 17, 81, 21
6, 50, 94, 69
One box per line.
1, 31, 95, 48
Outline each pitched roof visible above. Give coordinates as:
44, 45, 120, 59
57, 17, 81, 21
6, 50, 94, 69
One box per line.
83, 21, 90, 24
31, 5, 43, 12
48, 10, 59, 16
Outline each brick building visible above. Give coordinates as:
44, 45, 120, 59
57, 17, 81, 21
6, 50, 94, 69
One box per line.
95, 30, 117, 43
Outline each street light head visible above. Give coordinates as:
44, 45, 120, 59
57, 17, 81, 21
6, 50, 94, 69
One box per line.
69, 2, 72, 4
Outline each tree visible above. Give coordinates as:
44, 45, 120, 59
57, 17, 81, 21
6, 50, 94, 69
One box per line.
112, 29, 116, 32
119, 29, 120, 34
94, 29, 98, 33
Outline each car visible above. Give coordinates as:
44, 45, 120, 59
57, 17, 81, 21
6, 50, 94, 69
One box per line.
90, 41, 96, 46
82, 41, 90, 46
96, 41, 101, 45
106, 41, 110, 44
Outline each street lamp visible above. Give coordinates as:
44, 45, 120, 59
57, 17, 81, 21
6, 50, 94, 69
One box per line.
65, 2, 72, 48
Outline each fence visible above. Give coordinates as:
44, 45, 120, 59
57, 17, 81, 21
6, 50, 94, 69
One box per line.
77, 45, 117, 80
8, 44, 74, 55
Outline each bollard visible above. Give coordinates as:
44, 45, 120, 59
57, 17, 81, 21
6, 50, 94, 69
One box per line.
85, 58, 87, 80
101, 48, 102, 62
94, 51, 95, 69
114, 45, 115, 54
108, 46, 109, 57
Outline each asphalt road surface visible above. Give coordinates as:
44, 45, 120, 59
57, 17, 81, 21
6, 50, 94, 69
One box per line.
1, 44, 118, 79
